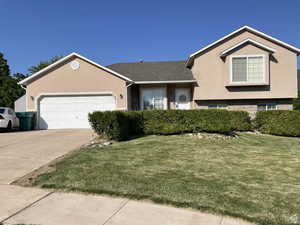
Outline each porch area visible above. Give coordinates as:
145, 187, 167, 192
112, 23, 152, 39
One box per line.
128, 83, 195, 110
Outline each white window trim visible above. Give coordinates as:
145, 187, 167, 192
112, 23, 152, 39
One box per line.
140, 87, 167, 110
230, 54, 266, 84
257, 103, 277, 111
208, 104, 228, 109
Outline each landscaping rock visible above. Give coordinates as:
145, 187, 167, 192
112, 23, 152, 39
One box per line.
186, 132, 238, 140
103, 141, 112, 146
84, 138, 113, 149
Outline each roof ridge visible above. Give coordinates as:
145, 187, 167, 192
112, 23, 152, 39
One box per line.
107, 60, 186, 66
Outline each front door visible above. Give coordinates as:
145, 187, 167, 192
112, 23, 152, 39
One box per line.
175, 88, 191, 110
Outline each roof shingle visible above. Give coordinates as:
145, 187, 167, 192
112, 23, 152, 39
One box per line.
107, 61, 195, 82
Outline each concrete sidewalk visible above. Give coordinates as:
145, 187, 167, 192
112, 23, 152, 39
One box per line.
1, 185, 253, 225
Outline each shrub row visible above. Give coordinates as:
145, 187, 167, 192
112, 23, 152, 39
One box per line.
254, 110, 300, 137
142, 110, 234, 135
228, 110, 252, 131
89, 109, 251, 140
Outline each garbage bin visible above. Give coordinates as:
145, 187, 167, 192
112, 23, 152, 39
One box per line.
16, 112, 36, 131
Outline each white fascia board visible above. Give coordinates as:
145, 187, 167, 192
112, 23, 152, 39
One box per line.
134, 80, 197, 84
221, 38, 276, 56
19, 52, 133, 85
187, 26, 300, 66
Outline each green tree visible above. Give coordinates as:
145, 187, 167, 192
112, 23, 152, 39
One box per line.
13, 72, 28, 82
28, 55, 62, 74
0, 52, 10, 76
293, 91, 300, 110
0, 53, 25, 108
0, 53, 62, 108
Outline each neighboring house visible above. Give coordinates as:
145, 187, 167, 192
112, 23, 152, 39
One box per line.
17, 25, 300, 129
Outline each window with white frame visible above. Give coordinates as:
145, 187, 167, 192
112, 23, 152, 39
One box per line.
141, 88, 167, 110
257, 103, 277, 111
208, 104, 227, 109
231, 55, 264, 83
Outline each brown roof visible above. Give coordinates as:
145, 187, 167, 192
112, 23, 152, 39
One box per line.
107, 61, 195, 82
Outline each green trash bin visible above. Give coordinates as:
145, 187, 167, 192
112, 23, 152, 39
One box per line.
16, 112, 36, 131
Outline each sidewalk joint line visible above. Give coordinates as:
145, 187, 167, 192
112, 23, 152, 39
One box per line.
0, 191, 54, 223
102, 199, 130, 225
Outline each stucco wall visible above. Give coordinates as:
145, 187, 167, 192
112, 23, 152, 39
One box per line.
14, 95, 26, 112
25, 56, 128, 111
191, 30, 298, 100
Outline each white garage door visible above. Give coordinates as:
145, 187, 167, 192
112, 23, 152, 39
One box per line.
39, 95, 116, 129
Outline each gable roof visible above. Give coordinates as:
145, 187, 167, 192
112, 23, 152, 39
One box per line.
187, 26, 300, 67
107, 61, 195, 83
19, 52, 133, 86
220, 38, 276, 57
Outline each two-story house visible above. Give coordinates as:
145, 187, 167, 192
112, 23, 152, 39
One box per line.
17, 26, 299, 129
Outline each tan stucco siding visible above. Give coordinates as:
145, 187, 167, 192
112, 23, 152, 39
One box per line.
192, 31, 298, 100
25, 56, 127, 111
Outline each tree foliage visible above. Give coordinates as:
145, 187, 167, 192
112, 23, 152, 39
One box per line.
13, 72, 28, 82
28, 55, 62, 75
0, 53, 25, 108
0, 54, 63, 108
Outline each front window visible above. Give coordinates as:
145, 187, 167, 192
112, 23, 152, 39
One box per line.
141, 88, 166, 110
257, 103, 277, 111
231, 55, 264, 83
0, 108, 5, 114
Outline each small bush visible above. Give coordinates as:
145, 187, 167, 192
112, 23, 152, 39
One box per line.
228, 111, 252, 131
254, 110, 300, 136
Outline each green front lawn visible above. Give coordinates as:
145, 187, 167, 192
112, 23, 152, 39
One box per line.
33, 133, 300, 225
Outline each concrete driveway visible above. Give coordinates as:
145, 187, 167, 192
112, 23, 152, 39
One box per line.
0, 129, 94, 184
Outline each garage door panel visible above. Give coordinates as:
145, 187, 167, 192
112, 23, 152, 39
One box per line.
39, 95, 116, 129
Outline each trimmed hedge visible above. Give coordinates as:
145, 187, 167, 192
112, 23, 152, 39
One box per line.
255, 110, 300, 137
88, 111, 143, 140
89, 109, 252, 140
228, 111, 252, 131
142, 109, 234, 135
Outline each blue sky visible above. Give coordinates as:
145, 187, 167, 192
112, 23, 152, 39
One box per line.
0, 0, 299, 74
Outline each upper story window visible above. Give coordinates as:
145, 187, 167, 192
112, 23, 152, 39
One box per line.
231, 55, 265, 84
